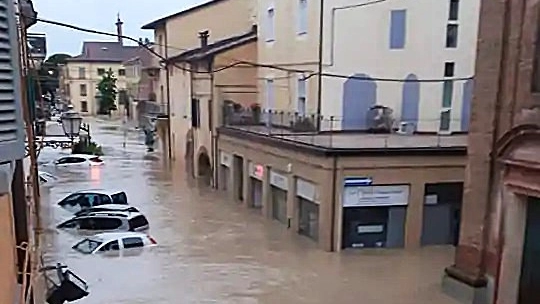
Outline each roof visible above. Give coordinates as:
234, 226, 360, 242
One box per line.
167, 27, 257, 63
67, 41, 139, 63
74, 189, 125, 195
89, 232, 149, 242
141, 0, 228, 29
122, 45, 156, 68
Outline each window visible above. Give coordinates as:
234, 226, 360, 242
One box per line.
439, 109, 451, 131
78, 67, 86, 79
97, 68, 105, 76
444, 62, 455, 77
297, 0, 308, 35
73, 239, 103, 254
99, 194, 113, 205
265, 79, 274, 109
389, 10, 407, 49
446, 24, 458, 48
58, 219, 78, 229
79, 84, 87, 96
118, 69, 126, 76
442, 80, 454, 108
111, 192, 128, 204
122, 237, 144, 249
191, 98, 201, 128
128, 215, 149, 231
158, 34, 163, 55
81, 101, 88, 112
266, 7, 275, 42
449, 0, 459, 21
99, 240, 119, 251
59, 194, 82, 207
82, 217, 123, 230
297, 76, 307, 115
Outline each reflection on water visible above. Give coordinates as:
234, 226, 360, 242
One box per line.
40, 119, 458, 304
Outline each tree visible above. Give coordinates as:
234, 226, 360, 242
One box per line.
96, 69, 118, 115
36, 53, 72, 99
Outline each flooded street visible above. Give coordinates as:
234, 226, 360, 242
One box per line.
39, 119, 459, 304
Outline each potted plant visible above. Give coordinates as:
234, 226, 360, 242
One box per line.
250, 103, 261, 124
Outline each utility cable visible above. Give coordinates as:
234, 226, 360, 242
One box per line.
27, 14, 474, 82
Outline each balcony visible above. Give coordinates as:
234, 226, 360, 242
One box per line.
220, 106, 467, 154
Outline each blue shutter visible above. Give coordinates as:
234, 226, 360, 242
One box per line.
0, 0, 25, 162
389, 10, 407, 49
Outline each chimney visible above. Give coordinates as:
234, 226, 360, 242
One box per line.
198, 30, 209, 48
116, 13, 123, 45
144, 38, 150, 45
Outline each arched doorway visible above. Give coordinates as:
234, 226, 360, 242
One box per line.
342, 73, 377, 130
400, 73, 420, 127
197, 147, 212, 186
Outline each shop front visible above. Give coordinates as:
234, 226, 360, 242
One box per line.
219, 151, 231, 191
270, 170, 288, 225
248, 161, 264, 209
342, 180, 409, 249
296, 178, 319, 241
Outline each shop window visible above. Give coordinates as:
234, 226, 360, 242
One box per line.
298, 198, 319, 241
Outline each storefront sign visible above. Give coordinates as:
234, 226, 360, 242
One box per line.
248, 162, 264, 180
342, 185, 409, 207
270, 170, 288, 190
344, 177, 372, 186
296, 178, 318, 202
220, 151, 232, 167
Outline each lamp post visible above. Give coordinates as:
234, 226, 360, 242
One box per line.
60, 108, 82, 143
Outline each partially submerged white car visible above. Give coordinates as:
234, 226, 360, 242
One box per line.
57, 211, 149, 232
38, 171, 58, 186
74, 204, 139, 217
58, 189, 128, 213
47, 154, 104, 167
72, 232, 157, 254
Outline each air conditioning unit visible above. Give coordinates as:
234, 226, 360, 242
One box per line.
397, 121, 416, 135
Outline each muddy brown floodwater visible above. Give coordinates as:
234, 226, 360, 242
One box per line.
39, 119, 459, 304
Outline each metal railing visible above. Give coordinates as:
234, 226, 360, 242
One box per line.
221, 107, 468, 149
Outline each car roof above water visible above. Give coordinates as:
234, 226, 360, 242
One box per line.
61, 154, 102, 160
88, 232, 148, 242
76, 210, 142, 219
73, 189, 125, 196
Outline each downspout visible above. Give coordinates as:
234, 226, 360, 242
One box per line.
330, 154, 338, 251
209, 57, 218, 189
164, 25, 172, 161
315, 0, 325, 131
189, 62, 195, 179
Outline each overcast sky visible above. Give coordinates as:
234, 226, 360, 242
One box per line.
32, 0, 205, 56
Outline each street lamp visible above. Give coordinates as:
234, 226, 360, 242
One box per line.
60, 108, 82, 142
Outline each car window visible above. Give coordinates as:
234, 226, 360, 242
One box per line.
59, 194, 82, 206
128, 215, 149, 231
55, 157, 71, 164
99, 240, 120, 251
73, 238, 103, 254
71, 157, 87, 164
83, 194, 102, 207
58, 219, 78, 229
91, 217, 123, 230
122, 237, 144, 249
99, 194, 112, 205
89, 157, 103, 163
39, 176, 46, 183
111, 192, 128, 204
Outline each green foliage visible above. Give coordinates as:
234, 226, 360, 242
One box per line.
36, 53, 72, 98
97, 68, 118, 115
45, 53, 72, 65
72, 140, 104, 156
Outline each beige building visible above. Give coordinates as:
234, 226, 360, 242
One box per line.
141, 0, 256, 161
62, 17, 138, 115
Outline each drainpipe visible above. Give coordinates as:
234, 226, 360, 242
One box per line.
164, 25, 172, 161
330, 154, 338, 251
209, 57, 218, 189
315, 0, 325, 131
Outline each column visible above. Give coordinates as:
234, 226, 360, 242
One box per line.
404, 182, 424, 248
286, 175, 296, 229
242, 160, 250, 207
318, 171, 334, 252
261, 166, 270, 218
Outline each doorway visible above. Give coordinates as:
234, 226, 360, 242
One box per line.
518, 196, 540, 304
233, 155, 243, 202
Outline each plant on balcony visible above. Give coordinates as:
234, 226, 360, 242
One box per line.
291, 116, 316, 132
250, 103, 261, 124
96, 68, 118, 115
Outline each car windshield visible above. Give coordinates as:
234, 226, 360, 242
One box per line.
72, 238, 103, 254
89, 157, 103, 163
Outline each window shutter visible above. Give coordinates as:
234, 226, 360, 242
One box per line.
0, 0, 24, 162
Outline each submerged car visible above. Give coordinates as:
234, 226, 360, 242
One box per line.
57, 211, 149, 232
72, 232, 157, 254
58, 189, 128, 212
48, 154, 104, 167
74, 204, 139, 217
38, 171, 58, 186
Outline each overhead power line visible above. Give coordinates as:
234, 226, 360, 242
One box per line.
26, 14, 474, 83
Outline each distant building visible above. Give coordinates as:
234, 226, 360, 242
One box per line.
61, 16, 139, 116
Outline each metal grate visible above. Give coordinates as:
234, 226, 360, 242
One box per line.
0, 0, 17, 142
